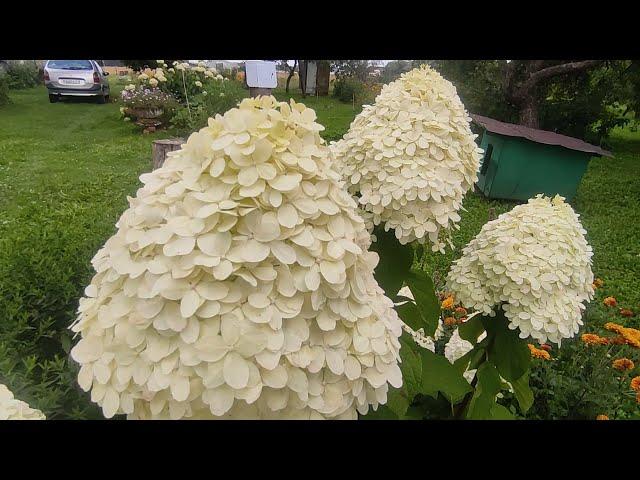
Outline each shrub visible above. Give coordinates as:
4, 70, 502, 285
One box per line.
6, 62, 40, 89
169, 79, 247, 134
332, 77, 378, 106
0, 209, 106, 419
0, 74, 9, 106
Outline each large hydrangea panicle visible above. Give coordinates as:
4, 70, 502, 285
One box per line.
0, 384, 46, 420
446, 194, 595, 345
330, 65, 483, 251
70, 95, 403, 419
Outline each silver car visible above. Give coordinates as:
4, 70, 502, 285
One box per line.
44, 60, 110, 104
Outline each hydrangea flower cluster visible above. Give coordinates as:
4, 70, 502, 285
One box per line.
330, 65, 483, 250
446, 194, 595, 345
71, 96, 403, 419
0, 384, 46, 420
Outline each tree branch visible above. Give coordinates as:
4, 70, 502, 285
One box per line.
515, 60, 601, 99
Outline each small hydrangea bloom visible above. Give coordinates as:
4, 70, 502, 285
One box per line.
0, 384, 46, 420
446, 194, 594, 345
71, 96, 403, 420
330, 65, 482, 250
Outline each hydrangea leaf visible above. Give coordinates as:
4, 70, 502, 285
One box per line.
458, 314, 485, 344
399, 332, 423, 398
420, 348, 472, 404
370, 227, 413, 297
405, 270, 440, 337
482, 312, 531, 382
511, 371, 534, 413
465, 362, 504, 419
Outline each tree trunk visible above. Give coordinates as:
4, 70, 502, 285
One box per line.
152, 138, 185, 170
285, 60, 297, 93
518, 95, 540, 128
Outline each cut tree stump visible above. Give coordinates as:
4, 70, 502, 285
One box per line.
152, 138, 185, 169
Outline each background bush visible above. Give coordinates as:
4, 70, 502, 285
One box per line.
170, 79, 248, 135
0, 74, 9, 106
6, 62, 41, 90
332, 77, 378, 106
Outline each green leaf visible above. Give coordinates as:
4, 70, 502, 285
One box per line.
458, 314, 485, 344
369, 226, 413, 297
360, 405, 399, 420
482, 313, 531, 382
405, 270, 440, 337
489, 403, 515, 420
420, 348, 472, 404
399, 333, 423, 397
396, 301, 424, 332
511, 372, 534, 413
386, 386, 411, 418
466, 362, 503, 419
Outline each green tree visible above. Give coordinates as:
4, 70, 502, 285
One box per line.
423, 60, 640, 145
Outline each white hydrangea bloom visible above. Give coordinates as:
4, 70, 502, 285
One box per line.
330, 65, 483, 251
446, 194, 595, 345
71, 96, 403, 420
0, 384, 46, 420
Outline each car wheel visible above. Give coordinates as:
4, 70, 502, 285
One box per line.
49, 94, 59, 103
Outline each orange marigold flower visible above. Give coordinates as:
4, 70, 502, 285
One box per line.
609, 335, 627, 345
605, 324, 640, 349
444, 316, 457, 326
612, 358, 635, 371
539, 343, 552, 351
528, 344, 551, 360
594, 278, 604, 288
620, 308, 634, 317
455, 306, 467, 316
596, 414, 609, 420
581, 334, 609, 346
441, 296, 455, 310
604, 322, 625, 334
603, 297, 617, 307
630, 376, 640, 392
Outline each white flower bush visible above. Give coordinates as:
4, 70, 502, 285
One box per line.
330, 65, 483, 251
0, 384, 46, 420
71, 96, 403, 419
446, 194, 595, 345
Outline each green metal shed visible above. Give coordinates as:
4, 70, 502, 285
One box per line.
471, 114, 613, 202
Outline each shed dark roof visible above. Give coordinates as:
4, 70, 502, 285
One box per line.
470, 113, 613, 158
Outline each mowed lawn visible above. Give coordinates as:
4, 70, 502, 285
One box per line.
0, 84, 638, 417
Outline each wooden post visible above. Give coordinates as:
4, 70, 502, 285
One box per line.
152, 138, 185, 169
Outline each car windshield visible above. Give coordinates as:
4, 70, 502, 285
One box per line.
47, 60, 93, 70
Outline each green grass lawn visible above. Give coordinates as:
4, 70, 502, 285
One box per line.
0, 84, 638, 418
